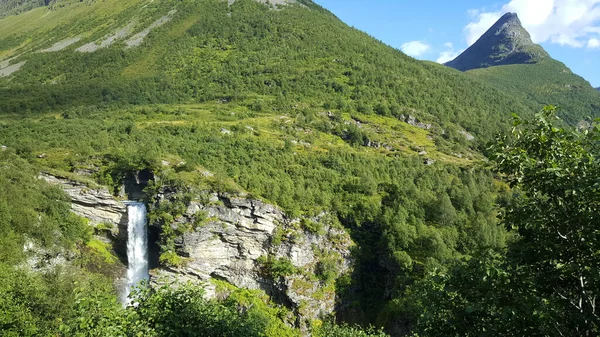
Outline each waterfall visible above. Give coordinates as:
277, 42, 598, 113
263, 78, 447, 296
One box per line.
122, 201, 149, 305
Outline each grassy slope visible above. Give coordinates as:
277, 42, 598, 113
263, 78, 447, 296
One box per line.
0, 0, 538, 144
467, 59, 600, 123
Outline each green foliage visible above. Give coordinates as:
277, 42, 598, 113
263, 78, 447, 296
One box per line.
407, 107, 600, 336
95, 222, 114, 231
159, 250, 185, 267
0, 0, 543, 145
0, 150, 121, 336
144, 174, 195, 266
61, 280, 384, 337
192, 209, 209, 228
257, 255, 298, 279
314, 321, 389, 337
469, 60, 600, 125
62, 280, 127, 337
490, 106, 600, 335
300, 217, 324, 234
222, 286, 299, 337
85, 239, 118, 265
0, 263, 119, 337
129, 282, 268, 337
0, 151, 91, 263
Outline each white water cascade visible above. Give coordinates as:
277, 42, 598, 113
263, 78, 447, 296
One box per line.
122, 201, 149, 305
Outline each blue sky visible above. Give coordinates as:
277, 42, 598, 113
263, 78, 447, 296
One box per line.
313, 0, 600, 88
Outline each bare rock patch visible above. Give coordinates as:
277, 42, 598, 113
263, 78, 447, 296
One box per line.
40, 37, 81, 52
0, 61, 26, 77
125, 10, 177, 48
76, 21, 136, 53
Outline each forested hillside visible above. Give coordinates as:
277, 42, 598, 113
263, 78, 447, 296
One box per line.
0, 0, 599, 336
467, 59, 600, 124
446, 12, 600, 124
0, 0, 539, 143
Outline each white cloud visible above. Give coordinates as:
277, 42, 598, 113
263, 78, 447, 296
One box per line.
467, 9, 480, 18
437, 42, 463, 63
437, 50, 461, 63
401, 41, 431, 57
588, 38, 600, 48
465, 12, 503, 45
464, 0, 600, 48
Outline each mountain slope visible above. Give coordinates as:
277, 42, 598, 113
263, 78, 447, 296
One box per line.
445, 12, 548, 71
0, 0, 537, 143
0, 1, 594, 335
0, 1, 529, 333
467, 59, 600, 124
445, 12, 600, 123
0, 0, 44, 17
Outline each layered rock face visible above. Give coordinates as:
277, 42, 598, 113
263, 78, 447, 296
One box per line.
41, 172, 353, 330
39, 173, 128, 246
152, 190, 353, 328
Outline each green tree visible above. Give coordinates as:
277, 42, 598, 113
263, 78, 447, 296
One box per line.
490, 106, 600, 335
409, 107, 600, 336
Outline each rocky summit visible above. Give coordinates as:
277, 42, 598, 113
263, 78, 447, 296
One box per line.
445, 12, 549, 71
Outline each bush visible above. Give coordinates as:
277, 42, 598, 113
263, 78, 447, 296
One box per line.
257, 255, 298, 279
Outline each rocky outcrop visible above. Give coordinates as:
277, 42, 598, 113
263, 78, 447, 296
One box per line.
151, 191, 353, 331
400, 114, 432, 130
39, 173, 128, 248
39, 172, 354, 331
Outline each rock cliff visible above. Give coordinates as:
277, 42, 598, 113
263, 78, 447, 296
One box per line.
40, 172, 354, 331
39, 173, 128, 247
151, 188, 353, 330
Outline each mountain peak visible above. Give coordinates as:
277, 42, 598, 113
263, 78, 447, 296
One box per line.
498, 12, 519, 23
492, 12, 529, 42
445, 12, 549, 71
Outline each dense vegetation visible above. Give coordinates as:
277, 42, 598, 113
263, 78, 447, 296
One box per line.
4, 106, 597, 336
1, 0, 599, 336
0, 0, 543, 144
0, 148, 386, 336
468, 59, 600, 125
407, 107, 600, 336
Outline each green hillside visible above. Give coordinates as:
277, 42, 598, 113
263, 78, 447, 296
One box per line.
0, 0, 598, 336
0, 0, 44, 17
467, 59, 600, 124
0, 0, 537, 143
